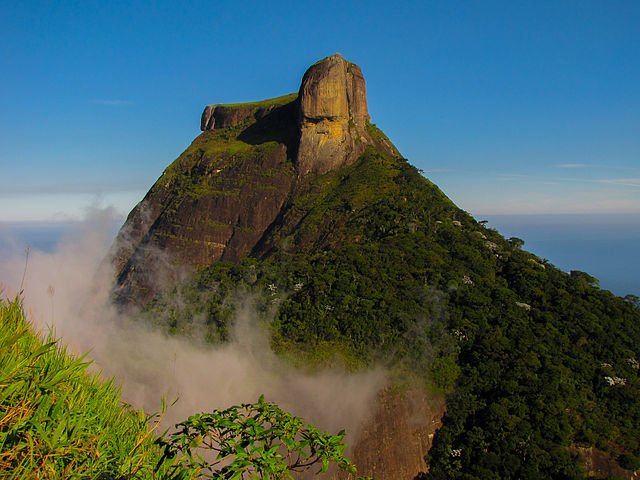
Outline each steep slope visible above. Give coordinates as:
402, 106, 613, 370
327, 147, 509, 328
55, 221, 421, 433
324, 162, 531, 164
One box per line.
111, 55, 640, 479
112, 94, 299, 305
0, 297, 172, 478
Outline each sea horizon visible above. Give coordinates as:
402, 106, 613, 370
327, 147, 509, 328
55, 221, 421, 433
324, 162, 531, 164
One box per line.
1, 213, 638, 298
481, 212, 640, 298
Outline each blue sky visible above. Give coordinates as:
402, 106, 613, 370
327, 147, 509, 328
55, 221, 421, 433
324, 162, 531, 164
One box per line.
1, 1, 639, 221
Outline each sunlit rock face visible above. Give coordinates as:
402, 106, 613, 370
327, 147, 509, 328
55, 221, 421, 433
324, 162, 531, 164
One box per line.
296, 53, 373, 176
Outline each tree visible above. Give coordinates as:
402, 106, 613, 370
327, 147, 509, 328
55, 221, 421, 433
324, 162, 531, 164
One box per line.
570, 270, 600, 288
624, 294, 640, 309
508, 237, 525, 249
156, 395, 365, 479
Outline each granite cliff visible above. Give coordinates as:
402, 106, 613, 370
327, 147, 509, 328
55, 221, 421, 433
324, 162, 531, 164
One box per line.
111, 55, 448, 478
112, 54, 395, 305
296, 53, 374, 175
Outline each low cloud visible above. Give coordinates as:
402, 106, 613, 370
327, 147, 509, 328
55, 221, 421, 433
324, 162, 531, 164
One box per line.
0, 207, 386, 442
0, 183, 146, 196
0, 192, 143, 223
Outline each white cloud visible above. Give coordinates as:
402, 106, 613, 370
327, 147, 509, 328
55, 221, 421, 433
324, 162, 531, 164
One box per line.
0, 209, 387, 440
554, 163, 589, 169
600, 178, 640, 188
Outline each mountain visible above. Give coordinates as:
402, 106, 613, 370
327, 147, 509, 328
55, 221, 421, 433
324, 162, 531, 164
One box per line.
111, 55, 640, 479
111, 54, 394, 306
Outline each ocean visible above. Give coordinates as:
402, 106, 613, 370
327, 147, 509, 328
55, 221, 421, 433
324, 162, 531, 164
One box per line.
1, 214, 638, 297
482, 214, 640, 297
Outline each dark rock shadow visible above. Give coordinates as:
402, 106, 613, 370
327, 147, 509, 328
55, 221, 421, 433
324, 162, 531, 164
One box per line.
238, 99, 300, 158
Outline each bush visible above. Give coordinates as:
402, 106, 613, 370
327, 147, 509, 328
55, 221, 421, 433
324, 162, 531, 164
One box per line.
157, 395, 364, 479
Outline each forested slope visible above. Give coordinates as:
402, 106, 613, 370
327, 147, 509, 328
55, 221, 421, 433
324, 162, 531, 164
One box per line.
141, 134, 640, 478
112, 54, 640, 478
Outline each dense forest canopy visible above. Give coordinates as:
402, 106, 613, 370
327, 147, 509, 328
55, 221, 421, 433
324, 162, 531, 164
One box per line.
141, 136, 640, 478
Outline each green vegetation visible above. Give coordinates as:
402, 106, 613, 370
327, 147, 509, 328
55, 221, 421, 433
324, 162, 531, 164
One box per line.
0, 296, 364, 479
427, 253, 640, 479
0, 296, 167, 479
146, 95, 298, 226
158, 395, 365, 479
17, 58, 637, 476
110, 78, 640, 477
145, 147, 471, 381
143, 144, 640, 477
214, 93, 297, 109
158, 129, 285, 196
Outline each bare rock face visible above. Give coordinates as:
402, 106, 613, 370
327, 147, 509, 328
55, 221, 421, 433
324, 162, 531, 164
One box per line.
295, 388, 446, 480
346, 389, 445, 479
112, 142, 295, 305
201, 94, 298, 131
201, 104, 257, 130
571, 447, 638, 480
296, 54, 373, 176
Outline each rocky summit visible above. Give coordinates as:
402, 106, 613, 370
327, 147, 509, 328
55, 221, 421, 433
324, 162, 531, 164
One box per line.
111, 54, 395, 305
297, 53, 373, 175
201, 53, 377, 175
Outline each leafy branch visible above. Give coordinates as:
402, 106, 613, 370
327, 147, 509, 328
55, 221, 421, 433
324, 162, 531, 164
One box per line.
157, 395, 366, 479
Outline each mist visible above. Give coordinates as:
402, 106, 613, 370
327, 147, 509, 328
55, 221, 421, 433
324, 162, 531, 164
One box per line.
0, 207, 387, 442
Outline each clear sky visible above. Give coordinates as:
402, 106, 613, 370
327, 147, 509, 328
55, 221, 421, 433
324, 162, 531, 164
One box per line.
1, 0, 639, 221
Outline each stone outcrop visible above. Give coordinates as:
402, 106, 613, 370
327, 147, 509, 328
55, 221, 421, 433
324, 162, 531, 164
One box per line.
199, 54, 381, 176
347, 389, 445, 479
201, 104, 257, 130
570, 447, 639, 480
296, 53, 373, 175
201, 94, 299, 131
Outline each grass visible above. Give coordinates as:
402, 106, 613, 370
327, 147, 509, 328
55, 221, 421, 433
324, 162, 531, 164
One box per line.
0, 296, 191, 479
213, 92, 298, 109
365, 122, 400, 157
158, 128, 289, 201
